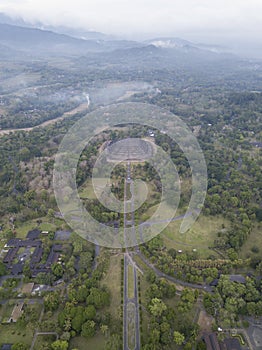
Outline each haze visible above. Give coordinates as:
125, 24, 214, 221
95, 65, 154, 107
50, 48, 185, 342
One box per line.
0, 0, 262, 57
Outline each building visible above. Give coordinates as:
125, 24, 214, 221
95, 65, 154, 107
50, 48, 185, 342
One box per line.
21, 283, 34, 295
30, 246, 43, 265
1, 345, 12, 350
203, 333, 221, 350
229, 275, 246, 284
3, 247, 19, 264
223, 338, 241, 350
11, 263, 24, 275
26, 229, 41, 240
9, 302, 24, 323
55, 230, 71, 240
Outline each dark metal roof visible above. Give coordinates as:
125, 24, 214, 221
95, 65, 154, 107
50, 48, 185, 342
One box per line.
3, 247, 19, 263
52, 244, 63, 252
26, 229, 41, 240
224, 338, 241, 350
55, 230, 71, 240
203, 333, 221, 350
1, 345, 12, 350
11, 263, 24, 275
30, 246, 43, 264
229, 275, 246, 284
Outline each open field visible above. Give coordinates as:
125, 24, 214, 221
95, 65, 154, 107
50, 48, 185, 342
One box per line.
69, 333, 105, 350
239, 222, 262, 259
79, 178, 108, 200
100, 253, 122, 320
0, 323, 33, 346
14, 216, 67, 238
33, 334, 57, 350
161, 213, 229, 258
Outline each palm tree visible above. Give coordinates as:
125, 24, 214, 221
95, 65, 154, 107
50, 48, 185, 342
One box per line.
100, 324, 109, 337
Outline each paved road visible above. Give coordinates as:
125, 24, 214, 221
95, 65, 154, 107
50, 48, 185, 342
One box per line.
123, 162, 141, 350
135, 250, 213, 293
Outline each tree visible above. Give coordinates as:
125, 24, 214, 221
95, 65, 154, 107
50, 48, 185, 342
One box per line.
85, 305, 96, 320
0, 261, 7, 276
52, 263, 64, 278
11, 344, 28, 350
81, 320, 96, 338
51, 340, 69, 350
148, 298, 167, 318
173, 331, 185, 345
72, 313, 85, 333
86, 287, 110, 309
100, 324, 109, 336
44, 291, 60, 311
105, 334, 121, 350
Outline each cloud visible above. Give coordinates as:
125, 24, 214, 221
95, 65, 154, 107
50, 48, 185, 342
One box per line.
0, 0, 262, 43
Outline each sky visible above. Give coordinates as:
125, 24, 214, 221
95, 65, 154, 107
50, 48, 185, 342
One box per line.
0, 0, 262, 53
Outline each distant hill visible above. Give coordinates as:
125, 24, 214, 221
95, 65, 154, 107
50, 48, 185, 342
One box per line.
146, 37, 231, 54
0, 22, 143, 58
0, 23, 103, 54
0, 12, 113, 41
79, 41, 238, 73
0, 20, 238, 68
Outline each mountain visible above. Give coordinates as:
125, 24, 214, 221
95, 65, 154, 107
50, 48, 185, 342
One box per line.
0, 12, 113, 41
0, 23, 102, 55
0, 20, 238, 68
75, 42, 239, 75
146, 37, 231, 55
145, 37, 195, 49
0, 22, 143, 58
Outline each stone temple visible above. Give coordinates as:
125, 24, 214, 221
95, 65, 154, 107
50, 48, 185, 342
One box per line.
106, 138, 154, 162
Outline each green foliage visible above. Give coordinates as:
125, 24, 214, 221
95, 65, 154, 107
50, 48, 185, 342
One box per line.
11, 344, 28, 350
51, 340, 69, 350
44, 291, 60, 311
0, 261, 7, 276
148, 298, 167, 318
81, 320, 96, 338
173, 331, 185, 345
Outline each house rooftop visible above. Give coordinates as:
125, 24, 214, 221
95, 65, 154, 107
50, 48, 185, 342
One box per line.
10, 302, 24, 323
6, 238, 21, 247
229, 275, 246, 284
55, 230, 71, 240
224, 338, 241, 350
1, 345, 12, 350
21, 283, 34, 295
53, 244, 63, 252
11, 263, 24, 275
203, 333, 221, 350
26, 229, 41, 240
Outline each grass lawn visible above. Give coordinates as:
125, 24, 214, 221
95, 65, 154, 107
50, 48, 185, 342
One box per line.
127, 302, 136, 350
128, 265, 135, 299
138, 269, 151, 346
239, 222, 262, 259
100, 254, 122, 320
26, 303, 43, 321
69, 332, 106, 350
161, 214, 229, 258
79, 178, 108, 200
0, 323, 33, 346
0, 303, 14, 323
33, 334, 57, 350
14, 216, 66, 239
132, 255, 151, 276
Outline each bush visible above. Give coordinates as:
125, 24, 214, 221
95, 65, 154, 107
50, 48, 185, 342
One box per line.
251, 246, 259, 254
